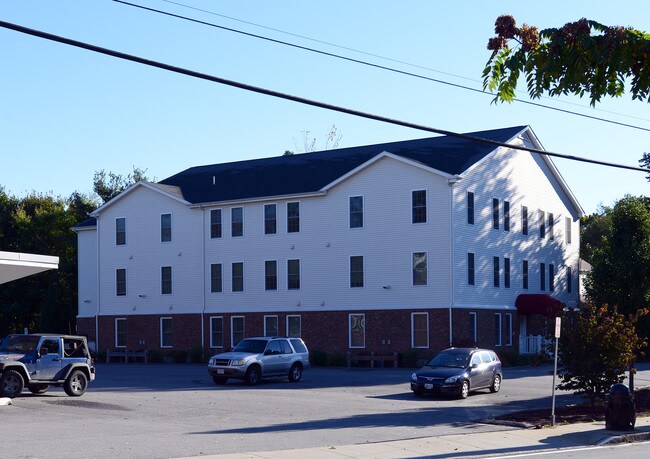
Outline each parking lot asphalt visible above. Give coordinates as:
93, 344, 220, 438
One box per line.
2, 363, 650, 459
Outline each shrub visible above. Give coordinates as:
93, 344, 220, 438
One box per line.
400, 350, 420, 368
188, 344, 204, 363
147, 349, 164, 363
310, 350, 328, 366
169, 349, 188, 364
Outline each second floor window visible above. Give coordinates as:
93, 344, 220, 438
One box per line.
523, 260, 529, 289
161, 213, 171, 242
467, 253, 475, 286
540, 262, 546, 291
549, 264, 555, 291
548, 213, 555, 240
231, 207, 243, 237
116, 218, 126, 245
412, 190, 427, 223
350, 256, 364, 288
504, 201, 510, 231
565, 217, 572, 244
210, 209, 222, 238
210, 263, 222, 293
492, 198, 499, 230
288, 259, 300, 290
467, 192, 474, 225
493, 256, 500, 287
522, 206, 528, 235
232, 262, 244, 292
413, 252, 427, 286
265, 260, 277, 291
116, 268, 126, 296
539, 210, 546, 239
349, 196, 363, 228
287, 202, 300, 233
504, 257, 511, 288
264, 204, 277, 235
161, 266, 172, 294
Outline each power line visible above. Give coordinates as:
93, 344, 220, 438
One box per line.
1, 19, 648, 174
115, 0, 650, 133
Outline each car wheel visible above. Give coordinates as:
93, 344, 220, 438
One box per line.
64, 370, 88, 396
0, 370, 25, 398
212, 376, 228, 385
490, 375, 501, 393
244, 366, 261, 386
28, 384, 49, 395
288, 363, 302, 382
459, 380, 470, 399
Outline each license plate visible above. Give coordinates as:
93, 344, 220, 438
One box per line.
424, 384, 433, 390
217, 369, 224, 374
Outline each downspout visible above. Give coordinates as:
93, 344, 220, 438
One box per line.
201, 208, 206, 359
448, 176, 461, 347
95, 216, 101, 353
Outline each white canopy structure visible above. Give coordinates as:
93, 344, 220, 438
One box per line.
0, 251, 59, 285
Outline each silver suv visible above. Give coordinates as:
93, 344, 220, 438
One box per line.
208, 337, 309, 386
0, 334, 95, 398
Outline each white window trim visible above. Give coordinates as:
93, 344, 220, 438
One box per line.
349, 255, 365, 289
115, 216, 127, 246
287, 258, 301, 291
411, 312, 429, 348
505, 313, 513, 346
263, 203, 278, 235
209, 316, 224, 348
412, 251, 428, 286
565, 216, 572, 244
161, 266, 173, 295
210, 263, 223, 293
210, 208, 223, 239
160, 212, 172, 243
349, 313, 365, 349
349, 195, 364, 230
286, 315, 301, 338
160, 317, 172, 348
265, 259, 279, 291
411, 189, 427, 225
115, 318, 127, 348
466, 191, 475, 226
231, 316, 245, 348
264, 315, 279, 337
116, 267, 127, 297
231, 261, 244, 293
231, 206, 244, 238
495, 313, 502, 347
469, 312, 477, 343
286, 201, 301, 234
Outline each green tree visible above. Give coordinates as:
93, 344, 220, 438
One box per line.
483, 16, 650, 106
93, 166, 149, 203
558, 304, 646, 405
580, 209, 610, 265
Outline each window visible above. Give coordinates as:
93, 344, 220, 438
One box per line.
160, 317, 172, 348
539, 210, 546, 239
494, 313, 502, 347
287, 315, 301, 338
412, 190, 427, 223
540, 263, 546, 291
231, 207, 243, 237
565, 217, 572, 244
411, 312, 429, 348
469, 312, 477, 344
548, 213, 555, 240
287, 259, 300, 290
264, 316, 279, 337
467, 253, 475, 286
350, 256, 364, 288
493, 256, 500, 287
522, 206, 528, 235
210, 209, 222, 238
116, 268, 126, 296
161, 266, 172, 295
264, 204, 277, 235
287, 202, 300, 233
210, 316, 223, 348
413, 252, 427, 286
504, 201, 510, 231
116, 218, 126, 245
349, 196, 363, 229
492, 198, 499, 230
264, 260, 278, 291
231, 316, 244, 347
467, 192, 474, 225
549, 264, 555, 291
505, 313, 512, 346
115, 318, 126, 348
504, 257, 510, 288
567, 266, 573, 293
161, 213, 172, 242
210, 263, 222, 293
349, 314, 365, 348
232, 262, 244, 292
523, 260, 529, 289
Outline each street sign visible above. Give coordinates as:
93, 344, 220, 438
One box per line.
554, 317, 561, 338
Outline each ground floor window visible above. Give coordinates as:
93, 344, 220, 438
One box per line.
505, 313, 512, 346
231, 316, 244, 347
115, 318, 126, 348
349, 314, 365, 348
210, 316, 223, 348
264, 315, 279, 337
411, 312, 429, 348
287, 315, 301, 338
160, 317, 172, 348
469, 312, 477, 344
494, 313, 502, 347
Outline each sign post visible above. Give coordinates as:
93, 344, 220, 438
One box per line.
551, 317, 561, 426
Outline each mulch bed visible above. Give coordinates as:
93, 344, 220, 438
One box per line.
492, 387, 650, 428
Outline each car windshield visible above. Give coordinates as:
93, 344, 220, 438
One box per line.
0, 335, 40, 353
232, 339, 268, 354
427, 352, 469, 368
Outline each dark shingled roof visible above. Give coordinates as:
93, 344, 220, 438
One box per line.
159, 126, 527, 204
73, 217, 97, 229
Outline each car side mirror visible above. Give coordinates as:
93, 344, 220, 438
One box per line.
40, 348, 48, 357
264, 349, 272, 356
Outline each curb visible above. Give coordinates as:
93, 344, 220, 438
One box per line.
597, 431, 650, 446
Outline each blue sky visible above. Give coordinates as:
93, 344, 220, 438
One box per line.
1, 1, 649, 215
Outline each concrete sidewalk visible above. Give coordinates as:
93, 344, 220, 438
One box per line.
177, 417, 650, 459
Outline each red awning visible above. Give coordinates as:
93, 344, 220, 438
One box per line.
515, 294, 564, 317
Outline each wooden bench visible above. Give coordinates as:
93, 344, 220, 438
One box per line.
106, 348, 148, 364
347, 351, 399, 368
